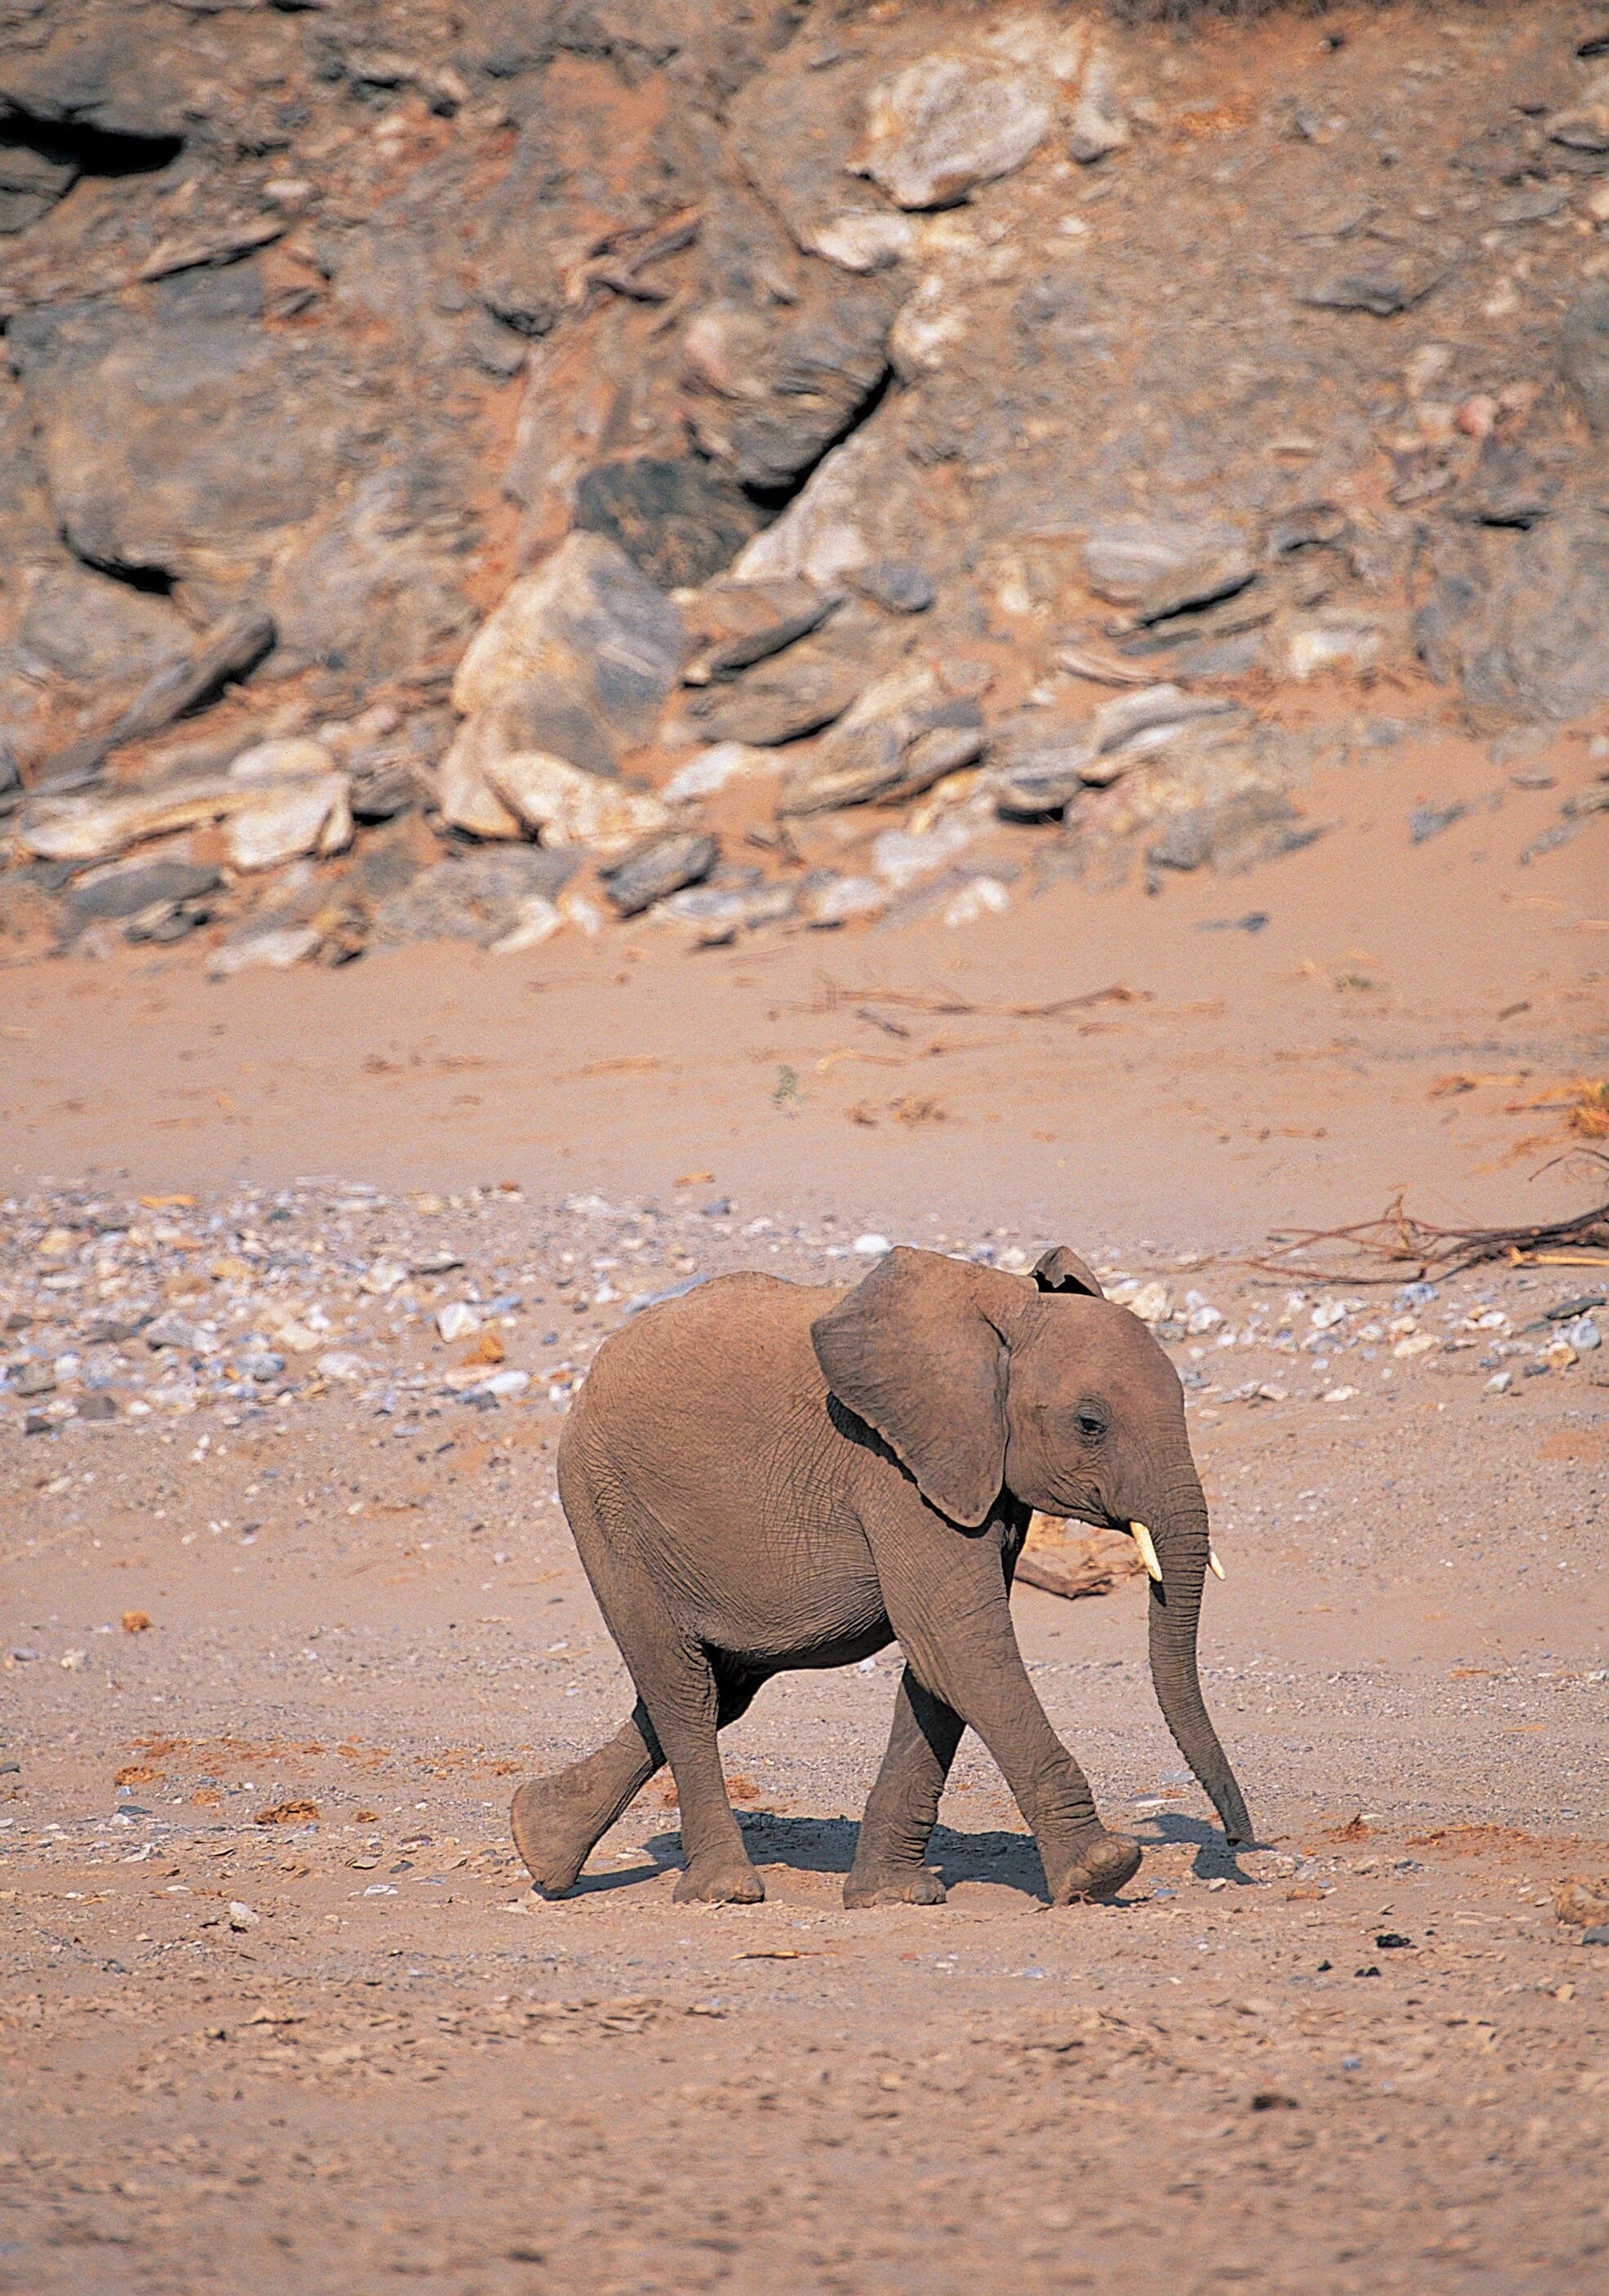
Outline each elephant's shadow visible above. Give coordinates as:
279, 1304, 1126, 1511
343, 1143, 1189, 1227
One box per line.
570, 1803, 1257, 1901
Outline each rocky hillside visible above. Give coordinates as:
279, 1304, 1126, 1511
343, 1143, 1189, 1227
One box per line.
2, 0, 1607, 967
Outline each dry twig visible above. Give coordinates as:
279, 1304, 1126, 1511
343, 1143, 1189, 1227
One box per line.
1251, 1154, 1609, 1283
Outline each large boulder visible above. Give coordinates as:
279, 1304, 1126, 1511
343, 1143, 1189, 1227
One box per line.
451, 532, 685, 747
8, 267, 342, 612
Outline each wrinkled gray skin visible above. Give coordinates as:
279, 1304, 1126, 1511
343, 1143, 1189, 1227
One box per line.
511, 1246, 1250, 1908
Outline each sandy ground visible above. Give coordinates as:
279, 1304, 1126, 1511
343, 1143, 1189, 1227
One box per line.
2, 729, 1607, 2294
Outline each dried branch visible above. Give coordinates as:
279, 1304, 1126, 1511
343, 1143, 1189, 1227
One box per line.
1250, 1154, 1609, 1284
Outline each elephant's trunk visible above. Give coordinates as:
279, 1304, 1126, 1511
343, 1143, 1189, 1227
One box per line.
1144, 1489, 1251, 1844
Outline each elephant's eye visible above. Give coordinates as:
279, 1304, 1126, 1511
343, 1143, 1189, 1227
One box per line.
1075, 1412, 1107, 1444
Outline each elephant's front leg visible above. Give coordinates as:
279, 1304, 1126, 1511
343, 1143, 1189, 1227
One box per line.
846, 1668, 964, 1909
879, 1529, 1141, 1905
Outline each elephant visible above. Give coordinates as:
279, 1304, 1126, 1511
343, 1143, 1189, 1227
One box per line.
510, 1243, 1250, 1909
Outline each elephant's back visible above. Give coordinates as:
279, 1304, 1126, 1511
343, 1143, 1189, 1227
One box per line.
572, 1270, 841, 1472
558, 1272, 880, 1655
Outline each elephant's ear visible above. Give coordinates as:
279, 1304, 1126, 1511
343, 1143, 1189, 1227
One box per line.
1032, 1245, 1104, 1299
810, 1247, 1010, 1527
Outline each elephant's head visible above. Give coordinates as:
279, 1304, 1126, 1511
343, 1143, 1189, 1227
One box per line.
811, 1245, 1250, 1845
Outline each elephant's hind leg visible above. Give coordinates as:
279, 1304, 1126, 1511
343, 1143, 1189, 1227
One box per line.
511, 1700, 663, 1895
845, 1667, 964, 1908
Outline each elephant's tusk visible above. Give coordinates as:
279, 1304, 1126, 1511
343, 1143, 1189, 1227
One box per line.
1208, 1547, 1226, 1580
1129, 1521, 1163, 1582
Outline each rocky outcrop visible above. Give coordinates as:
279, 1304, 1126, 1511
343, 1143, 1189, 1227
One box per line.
2, 1, 1608, 965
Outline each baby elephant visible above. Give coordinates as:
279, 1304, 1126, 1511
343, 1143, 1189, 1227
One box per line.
511, 1245, 1250, 1908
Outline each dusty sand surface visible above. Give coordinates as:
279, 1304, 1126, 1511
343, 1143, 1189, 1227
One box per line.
2, 731, 1607, 2294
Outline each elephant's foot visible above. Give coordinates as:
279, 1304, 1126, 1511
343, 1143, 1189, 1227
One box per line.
674, 1853, 765, 1905
510, 1774, 599, 1897
1045, 1830, 1143, 1905
843, 1863, 948, 1910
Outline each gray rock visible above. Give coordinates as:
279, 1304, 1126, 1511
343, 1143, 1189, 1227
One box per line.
687, 291, 895, 493
1546, 70, 1609, 153
1148, 793, 1326, 877
1299, 261, 1446, 318
1409, 801, 1470, 845
452, 533, 686, 762
602, 831, 719, 916
372, 848, 578, 949
13, 1362, 55, 1398
1130, 550, 1259, 628
0, 140, 79, 235
780, 671, 983, 814
1069, 51, 1129, 167
1415, 507, 1609, 724
0, 19, 191, 146
1488, 185, 1571, 226
854, 52, 1054, 210
851, 560, 935, 614
693, 657, 862, 747
688, 596, 842, 684
16, 562, 196, 692
82, 1313, 150, 1346
1085, 518, 1251, 604
992, 730, 1093, 818
142, 1313, 194, 1352
67, 860, 221, 922
574, 457, 766, 592
348, 760, 430, 823
1560, 286, 1609, 432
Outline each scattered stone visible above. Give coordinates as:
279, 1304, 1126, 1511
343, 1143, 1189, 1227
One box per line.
804, 874, 889, 927
484, 753, 671, 854
573, 457, 766, 591
1559, 284, 1609, 431
941, 874, 1011, 928
1128, 549, 1259, 629
804, 212, 919, 273
13, 1363, 55, 1398
693, 658, 864, 748
854, 52, 1054, 210
348, 758, 429, 824
850, 560, 935, 614
1410, 802, 1470, 845
655, 876, 797, 940
1085, 687, 1237, 778
1415, 506, 1609, 724
372, 849, 577, 949
1546, 70, 1609, 151
684, 596, 842, 686
19, 774, 276, 865
227, 1901, 261, 1933
1299, 261, 1446, 317
66, 860, 221, 924
208, 924, 323, 977
780, 669, 984, 815
1148, 791, 1324, 878
730, 428, 879, 590
1555, 1875, 1609, 1927
437, 1303, 480, 1342
223, 774, 353, 873
687, 292, 895, 493
227, 738, 337, 784
602, 831, 718, 916
30, 607, 277, 794
1286, 620, 1384, 680
1085, 518, 1251, 605
662, 744, 780, 804
1069, 49, 1130, 167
